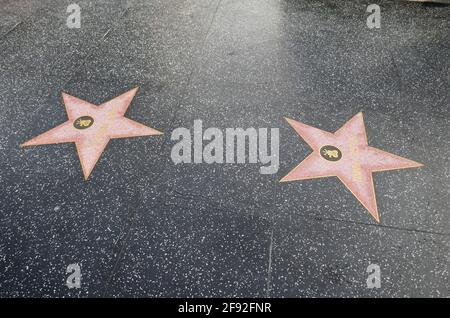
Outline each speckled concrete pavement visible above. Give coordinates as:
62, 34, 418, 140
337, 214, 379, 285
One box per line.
0, 0, 448, 297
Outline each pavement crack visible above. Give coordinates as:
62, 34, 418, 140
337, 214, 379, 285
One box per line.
265, 224, 274, 298
102, 28, 112, 40
0, 21, 23, 42
101, 7, 130, 41
27, 7, 130, 118
155, 0, 223, 154
101, 190, 141, 297
311, 215, 450, 237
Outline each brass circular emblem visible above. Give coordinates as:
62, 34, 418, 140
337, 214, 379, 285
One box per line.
73, 116, 94, 130
320, 145, 342, 162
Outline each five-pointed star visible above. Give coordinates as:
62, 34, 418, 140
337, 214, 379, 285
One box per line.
21, 88, 162, 180
280, 112, 423, 222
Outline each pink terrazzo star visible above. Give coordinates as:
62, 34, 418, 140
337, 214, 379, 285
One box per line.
21, 88, 162, 180
280, 112, 423, 222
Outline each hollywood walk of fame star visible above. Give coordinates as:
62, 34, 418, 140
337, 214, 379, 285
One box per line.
280, 112, 423, 222
21, 88, 163, 180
